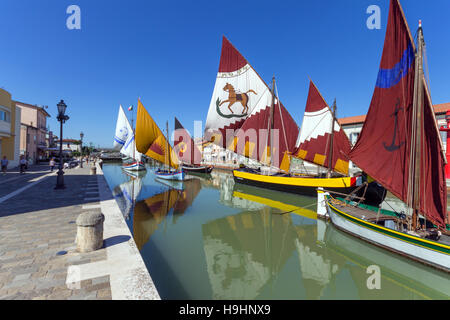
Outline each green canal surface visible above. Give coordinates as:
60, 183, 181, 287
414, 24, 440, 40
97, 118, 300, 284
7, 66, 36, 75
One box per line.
102, 163, 450, 300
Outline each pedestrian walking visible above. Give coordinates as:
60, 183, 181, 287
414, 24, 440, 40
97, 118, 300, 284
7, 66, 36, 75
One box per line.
49, 158, 56, 172
1, 156, 8, 175
19, 156, 27, 174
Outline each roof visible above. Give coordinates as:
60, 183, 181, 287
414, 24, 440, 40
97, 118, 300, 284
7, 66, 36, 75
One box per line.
14, 100, 51, 118
339, 103, 449, 126
61, 139, 80, 143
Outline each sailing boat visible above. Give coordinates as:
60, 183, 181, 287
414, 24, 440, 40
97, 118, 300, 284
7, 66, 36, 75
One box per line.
173, 117, 213, 174
135, 99, 185, 181
113, 105, 146, 171
318, 0, 449, 272
204, 37, 364, 197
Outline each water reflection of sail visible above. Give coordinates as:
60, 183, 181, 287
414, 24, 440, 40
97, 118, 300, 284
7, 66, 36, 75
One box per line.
293, 224, 340, 300
173, 178, 201, 215
112, 171, 145, 218
202, 210, 297, 299
133, 179, 202, 251
324, 225, 450, 300
133, 189, 180, 251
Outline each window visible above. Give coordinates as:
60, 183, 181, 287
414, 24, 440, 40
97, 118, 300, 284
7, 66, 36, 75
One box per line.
0, 109, 10, 123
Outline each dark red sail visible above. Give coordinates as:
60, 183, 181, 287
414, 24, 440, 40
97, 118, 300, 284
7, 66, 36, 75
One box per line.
349, 0, 447, 227
173, 117, 203, 165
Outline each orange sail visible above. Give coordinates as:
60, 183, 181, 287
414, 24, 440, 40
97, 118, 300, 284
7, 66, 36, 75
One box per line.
135, 99, 179, 169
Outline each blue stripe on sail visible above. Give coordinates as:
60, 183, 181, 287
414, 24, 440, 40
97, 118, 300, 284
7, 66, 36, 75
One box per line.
114, 136, 126, 145
124, 135, 135, 150
376, 44, 414, 89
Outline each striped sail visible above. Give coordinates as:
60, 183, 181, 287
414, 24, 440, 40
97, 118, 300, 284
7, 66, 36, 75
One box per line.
294, 81, 351, 175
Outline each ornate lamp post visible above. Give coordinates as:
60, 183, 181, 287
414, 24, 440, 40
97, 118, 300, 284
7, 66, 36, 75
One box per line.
55, 100, 69, 190
80, 131, 84, 168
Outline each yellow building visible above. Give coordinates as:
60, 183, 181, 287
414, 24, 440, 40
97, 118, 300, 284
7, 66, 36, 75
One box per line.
0, 88, 21, 168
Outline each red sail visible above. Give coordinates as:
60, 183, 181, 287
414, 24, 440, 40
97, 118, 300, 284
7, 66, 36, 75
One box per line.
349, 0, 447, 227
173, 117, 203, 165
294, 81, 352, 175
233, 100, 299, 171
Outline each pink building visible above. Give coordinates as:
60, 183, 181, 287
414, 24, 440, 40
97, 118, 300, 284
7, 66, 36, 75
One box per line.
16, 101, 51, 163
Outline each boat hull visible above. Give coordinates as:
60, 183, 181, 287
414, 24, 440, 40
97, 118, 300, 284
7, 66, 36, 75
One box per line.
155, 170, 185, 181
233, 169, 359, 197
182, 165, 213, 174
326, 196, 450, 273
122, 161, 146, 171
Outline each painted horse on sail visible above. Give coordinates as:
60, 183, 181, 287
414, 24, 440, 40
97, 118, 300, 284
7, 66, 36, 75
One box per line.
219, 83, 257, 114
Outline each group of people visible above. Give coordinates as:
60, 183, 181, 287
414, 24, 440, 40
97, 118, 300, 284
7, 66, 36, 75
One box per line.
1, 155, 99, 176
1, 155, 28, 175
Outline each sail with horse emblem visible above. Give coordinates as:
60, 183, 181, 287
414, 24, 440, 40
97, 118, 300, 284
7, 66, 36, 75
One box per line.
204, 36, 293, 154
206, 37, 367, 199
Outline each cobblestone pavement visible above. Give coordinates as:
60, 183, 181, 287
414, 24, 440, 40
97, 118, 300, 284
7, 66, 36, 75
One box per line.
0, 165, 112, 300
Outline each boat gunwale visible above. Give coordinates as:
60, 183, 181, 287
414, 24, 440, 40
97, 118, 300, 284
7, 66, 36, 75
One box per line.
326, 196, 450, 255
233, 169, 356, 188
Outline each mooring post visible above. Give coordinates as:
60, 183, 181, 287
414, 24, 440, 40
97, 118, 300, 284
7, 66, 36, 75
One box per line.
75, 212, 105, 253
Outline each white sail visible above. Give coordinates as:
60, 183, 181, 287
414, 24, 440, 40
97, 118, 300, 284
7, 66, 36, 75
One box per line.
113, 105, 130, 150
114, 105, 142, 162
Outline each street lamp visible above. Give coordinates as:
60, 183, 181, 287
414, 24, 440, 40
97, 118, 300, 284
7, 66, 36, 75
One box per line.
55, 100, 69, 190
80, 131, 84, 168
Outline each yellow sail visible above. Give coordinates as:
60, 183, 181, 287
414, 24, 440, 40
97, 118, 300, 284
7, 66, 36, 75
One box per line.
135, 99, 179, 168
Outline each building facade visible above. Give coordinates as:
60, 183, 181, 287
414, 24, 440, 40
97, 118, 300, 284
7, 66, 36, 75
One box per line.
0, 88, 21, 167
55, 139, 82, 154
16, 101, 51, 164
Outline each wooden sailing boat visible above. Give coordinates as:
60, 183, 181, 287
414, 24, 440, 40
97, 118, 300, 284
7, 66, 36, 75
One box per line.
318, 0, 449, 272
135, 99, 185, 181
173, 117, 213, 174
113, 105, 146, 171
204, 37, 375, 199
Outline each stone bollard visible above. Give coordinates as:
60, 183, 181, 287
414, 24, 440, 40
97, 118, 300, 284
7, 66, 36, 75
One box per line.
76, 212, 105, 253
90, 166, 97, 175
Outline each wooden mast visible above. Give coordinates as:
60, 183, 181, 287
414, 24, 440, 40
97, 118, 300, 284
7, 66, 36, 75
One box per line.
327, 99, 337, 178
411, 21, 424, 230
131, 106, 135, 162
269, 76, 276, 167
166, 121, 171, 171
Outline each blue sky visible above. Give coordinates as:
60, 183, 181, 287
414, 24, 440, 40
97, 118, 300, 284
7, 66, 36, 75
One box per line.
0, 0, 449, 148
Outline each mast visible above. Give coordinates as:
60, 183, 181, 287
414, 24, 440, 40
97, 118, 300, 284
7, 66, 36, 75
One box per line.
131, 106, 135, 161
411, 21, 424, 230
269, 76, 276, 167
327, 99, 337, 178
166, 121, 170, 171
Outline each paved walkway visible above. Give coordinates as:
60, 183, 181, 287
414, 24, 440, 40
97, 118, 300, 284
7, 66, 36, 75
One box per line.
0, 164, 158, 300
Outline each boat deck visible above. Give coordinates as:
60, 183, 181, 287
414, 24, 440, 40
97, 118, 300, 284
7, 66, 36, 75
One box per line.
331, 200, 399, 223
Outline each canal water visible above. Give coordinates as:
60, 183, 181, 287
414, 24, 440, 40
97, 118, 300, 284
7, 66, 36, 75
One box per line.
103, 163, 449, 300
